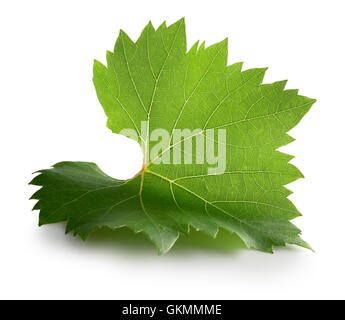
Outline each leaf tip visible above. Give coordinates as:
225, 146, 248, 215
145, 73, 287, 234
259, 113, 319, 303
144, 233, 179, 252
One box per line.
119, 29, 128, 38
178, 17, 185, 24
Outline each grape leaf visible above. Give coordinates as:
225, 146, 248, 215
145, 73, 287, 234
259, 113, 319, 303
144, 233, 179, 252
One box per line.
30, 18, 315, 253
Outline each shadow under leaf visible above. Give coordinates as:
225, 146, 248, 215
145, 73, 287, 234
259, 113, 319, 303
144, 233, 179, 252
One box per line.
87, 226, 246, 254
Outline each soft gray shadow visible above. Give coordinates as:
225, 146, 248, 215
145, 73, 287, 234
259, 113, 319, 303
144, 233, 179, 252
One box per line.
37, 223, 312, 275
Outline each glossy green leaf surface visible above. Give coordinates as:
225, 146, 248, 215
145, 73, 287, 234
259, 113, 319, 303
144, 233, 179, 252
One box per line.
30, 18, 315, 253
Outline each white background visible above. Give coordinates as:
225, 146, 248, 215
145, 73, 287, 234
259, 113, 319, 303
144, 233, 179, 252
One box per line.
1, 0, 344, 299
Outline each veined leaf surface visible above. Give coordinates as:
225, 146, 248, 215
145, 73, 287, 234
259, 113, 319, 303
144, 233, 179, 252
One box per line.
30, 18, 315, 253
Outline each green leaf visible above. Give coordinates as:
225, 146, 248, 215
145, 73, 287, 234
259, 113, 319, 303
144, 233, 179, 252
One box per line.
30, 18, 315, 253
